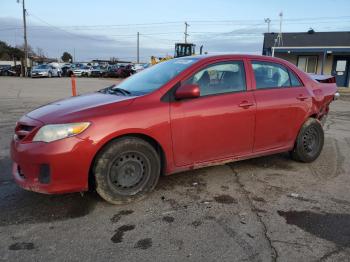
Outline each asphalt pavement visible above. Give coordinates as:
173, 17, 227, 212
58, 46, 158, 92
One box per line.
0, 77, 349, 262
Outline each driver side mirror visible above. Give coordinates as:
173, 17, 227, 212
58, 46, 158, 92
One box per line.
175, 84, 200, 100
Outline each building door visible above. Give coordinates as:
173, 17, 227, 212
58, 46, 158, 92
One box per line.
332, 56, 350, 87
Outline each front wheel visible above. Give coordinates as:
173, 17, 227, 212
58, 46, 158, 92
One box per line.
290, 118, 324, 163
93, 137, 161, 204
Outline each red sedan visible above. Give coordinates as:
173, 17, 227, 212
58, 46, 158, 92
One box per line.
11, 55, 338, 204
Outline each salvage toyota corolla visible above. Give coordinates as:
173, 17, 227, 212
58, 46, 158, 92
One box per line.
11, 55, 338, 204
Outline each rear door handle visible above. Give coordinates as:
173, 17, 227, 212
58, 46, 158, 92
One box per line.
296, 94, 308, 101
239, 101, 254, 109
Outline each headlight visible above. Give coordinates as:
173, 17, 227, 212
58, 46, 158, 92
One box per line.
33, 122, 90, 142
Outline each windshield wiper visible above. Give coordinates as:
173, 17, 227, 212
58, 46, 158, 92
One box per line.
98, 86, 131, 96
111, 87, 131, 96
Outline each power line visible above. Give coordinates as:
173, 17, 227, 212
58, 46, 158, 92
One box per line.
2, 15, 350, 31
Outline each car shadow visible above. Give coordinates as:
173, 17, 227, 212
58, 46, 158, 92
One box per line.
0, 157, 102, 227
0, 152, 294, 226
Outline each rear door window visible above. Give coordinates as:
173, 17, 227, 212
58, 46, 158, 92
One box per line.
252, 61, 291, 89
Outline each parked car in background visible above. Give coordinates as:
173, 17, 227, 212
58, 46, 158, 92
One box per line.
73, 65, 92, 77
132, 63, 146, 73
31, 64, 61, 78
116, 64, 135, 78
0, 65, 12, 76
90, 65, 107, 77
11, 55, 338, 204
104, 65, 119, 78
61, 64, 74, 77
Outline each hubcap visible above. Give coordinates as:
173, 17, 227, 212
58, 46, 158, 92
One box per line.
108, 152, 148, 193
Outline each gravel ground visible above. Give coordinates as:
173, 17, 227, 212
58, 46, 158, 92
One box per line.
0, 77, 349, 262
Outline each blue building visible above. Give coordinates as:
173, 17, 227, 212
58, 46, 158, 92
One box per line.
263, 31, 350, 87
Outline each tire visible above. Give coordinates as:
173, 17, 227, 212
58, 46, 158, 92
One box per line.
290, 118, 324, 163
93, 137, 161, 204
48, 72, 52, 78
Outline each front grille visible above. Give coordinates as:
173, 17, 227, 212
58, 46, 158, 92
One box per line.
15, 124, 36, 140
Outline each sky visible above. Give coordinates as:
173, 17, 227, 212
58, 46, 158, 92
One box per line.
0, 0, 349, 62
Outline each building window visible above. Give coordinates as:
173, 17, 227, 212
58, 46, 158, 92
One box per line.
297, 56, 318, 73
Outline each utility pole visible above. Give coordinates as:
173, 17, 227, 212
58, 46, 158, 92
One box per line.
275, 11, 283, 47
18, 0, 28, 77
184, 22, 189, 43
264, 18, 271, 33
137, 32, 140, 63
278, 11, 283, 46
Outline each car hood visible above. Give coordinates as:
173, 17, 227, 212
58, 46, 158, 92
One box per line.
26, 92, 135, 124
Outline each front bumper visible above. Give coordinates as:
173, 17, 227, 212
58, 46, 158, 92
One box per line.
11, 134, 95, 194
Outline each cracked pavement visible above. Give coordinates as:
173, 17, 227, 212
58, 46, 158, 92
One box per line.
0, 77, 349, 261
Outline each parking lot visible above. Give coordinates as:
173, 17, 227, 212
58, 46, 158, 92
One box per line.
0, 77, 350, 262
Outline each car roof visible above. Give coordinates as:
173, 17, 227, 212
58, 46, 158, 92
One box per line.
188, 54, 286, 62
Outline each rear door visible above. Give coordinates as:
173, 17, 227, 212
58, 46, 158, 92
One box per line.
250, 60, 311, 152
170, 60, 256, 166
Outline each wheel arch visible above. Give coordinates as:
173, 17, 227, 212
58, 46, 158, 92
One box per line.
88, 132, 167, 191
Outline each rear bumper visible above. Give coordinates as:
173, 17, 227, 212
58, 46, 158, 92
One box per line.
11, 136, 95, 194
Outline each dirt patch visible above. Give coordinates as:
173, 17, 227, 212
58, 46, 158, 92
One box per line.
134, 238, 152, 250
162, 216, 175, 223
278, 210, 350, 247
214, 195, 237, 204
8, 242, 35, 251
110, 210, 134, 223
0, 190, 100, 226
111, 224, 135, 243
191, 220, 202, 227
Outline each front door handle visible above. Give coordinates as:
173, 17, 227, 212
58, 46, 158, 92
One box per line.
239, 101, 254, 109
296, 94, 308, 101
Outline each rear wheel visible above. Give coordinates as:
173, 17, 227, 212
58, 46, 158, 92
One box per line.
93, 137, 160, 204
290, 118, 324, 163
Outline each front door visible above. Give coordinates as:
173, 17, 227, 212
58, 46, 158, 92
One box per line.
170, 60, 256, 166
332, 56, 350, 87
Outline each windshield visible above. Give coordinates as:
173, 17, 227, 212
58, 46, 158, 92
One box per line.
35, 64, 49, 69
111, 57, 199, 95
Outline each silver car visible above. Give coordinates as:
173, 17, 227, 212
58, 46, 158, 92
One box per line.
31, 64, 61, 78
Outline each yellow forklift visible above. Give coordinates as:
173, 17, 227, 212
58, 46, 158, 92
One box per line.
174, 43, 196, 57
151, 43, 203, 65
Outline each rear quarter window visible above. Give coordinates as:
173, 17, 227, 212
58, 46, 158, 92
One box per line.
289, 70, 303, 87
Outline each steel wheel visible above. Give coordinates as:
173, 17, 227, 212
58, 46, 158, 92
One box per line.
291, 118, 324, 163
107, 152, 150, 196
302, 126, 320, 154
94, 137, 161, 204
